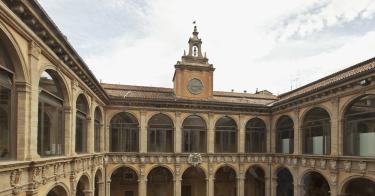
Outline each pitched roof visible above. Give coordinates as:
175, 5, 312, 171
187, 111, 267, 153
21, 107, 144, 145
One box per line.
274, 57, 375, 105
101, 83, 278, 106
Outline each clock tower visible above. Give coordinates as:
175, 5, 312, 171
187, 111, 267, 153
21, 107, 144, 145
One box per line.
173, 26, 215, 99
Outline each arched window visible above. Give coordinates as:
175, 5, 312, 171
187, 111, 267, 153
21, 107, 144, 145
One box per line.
245, 118, 266, 153
276, 116, 294, 154
182, 115, 207, 152
302, 108, 331, 155
110, 112, 139, 152
94, 107, 102, 152
0, 41, 15, 160
215, 116, 237, 153
75, 94, 88, 153
148, 114, 174, 152
344, 95, 375, 156
38, 70, 64, 157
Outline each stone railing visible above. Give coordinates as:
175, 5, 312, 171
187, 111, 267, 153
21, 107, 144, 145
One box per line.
0, 154, 105, 195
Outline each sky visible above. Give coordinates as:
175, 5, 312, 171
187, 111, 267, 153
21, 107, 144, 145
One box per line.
38, 0, 375, 95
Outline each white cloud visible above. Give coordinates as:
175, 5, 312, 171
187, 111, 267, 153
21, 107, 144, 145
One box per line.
38, 0, 375, 94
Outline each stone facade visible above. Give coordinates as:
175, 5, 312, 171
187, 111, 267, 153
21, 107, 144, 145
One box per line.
0, 1, 374, 196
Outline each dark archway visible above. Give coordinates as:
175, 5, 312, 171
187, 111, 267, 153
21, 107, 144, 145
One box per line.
344, 95, 375, 157
47, 185, 68, 196
276, 116, 294, 154
214, 166, 236, 196
343, 178, 375, 196
148, 114, 174, 152
147, 166, 173, 196
94, 169, 103, 196
245, 166, 265, 196
245, 118, 267, 153
302, 108, 331, 155
301, 172, 330, 196
76, 175, 90, 196
215, 117, 237, 153
110, 112, 139, 152
181, 167, 206, 196
182, 115, 207, 153
75, 94, 89, 153
276, 168, 293, 196
111, 167, 138, 196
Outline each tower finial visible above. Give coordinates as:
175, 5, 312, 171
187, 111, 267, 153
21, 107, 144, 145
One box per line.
193, 21, 198, 36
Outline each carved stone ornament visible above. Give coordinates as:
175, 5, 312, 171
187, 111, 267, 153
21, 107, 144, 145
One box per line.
344, 161, 351, 172
10, 169, 22, 187
188, 153, 203, 167
359, 162, 367, 173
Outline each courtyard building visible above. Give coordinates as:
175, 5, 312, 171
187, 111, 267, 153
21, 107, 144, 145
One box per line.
0, 0, 374, 196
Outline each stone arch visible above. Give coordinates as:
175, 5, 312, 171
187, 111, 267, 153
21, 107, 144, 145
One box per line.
180, 113, 209, 127
213, 115, 239, 129
182, 166, 207, 196
275, 115, 294, 154
301, 107, 331, 155
299, 170, 331, 196
181, 165, 208, 179
181, 114, 208, 128
245, 117, 267, 153
147, 113, 175, 152
214, 163, 238, 175
76, 174, 91, 195
146, 111, 176, 126
215, 165, 237, 196
107, 110, 140, 125
146, 164, 175, 177
110, 166, 139, 196
300, 105, 332, 124
46, 183, 70, 196
244, 163, 267, 175
147, 166, 174, 196
275, 167, 294, 196
0, 20, 28, 82
245, 165, 266, 196
339, 175, 375, 195
38, 66, 71, 106
108, 164, 140, 179
94, 168, 104, 196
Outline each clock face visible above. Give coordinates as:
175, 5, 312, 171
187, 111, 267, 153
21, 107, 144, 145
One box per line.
188, 78, 204, 95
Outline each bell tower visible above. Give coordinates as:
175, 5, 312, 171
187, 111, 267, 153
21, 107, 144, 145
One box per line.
173, 25, 215, 99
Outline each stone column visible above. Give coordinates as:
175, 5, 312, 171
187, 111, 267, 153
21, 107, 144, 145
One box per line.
330, 98, 339, 156
87, 115, 93, 154
265, 176, 271, 196
238, 115, 245, 153
293, 110, 300, 155
83, 189, 93, 196
207, 113, 215, 153
271, 177, 277, 196
64, 107, 73, 156
174, 177, 182, 196
140, 110, 147, 153
105, 179, 111, 196
138, 177, 147, 196
237, 175, 245, 196
24, 41, 41, 161
175, 112, 182, 153
17, 82, 33, 160
266, 117, 272, 153
97, 181, 105, 196
207, 175, 214, 196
